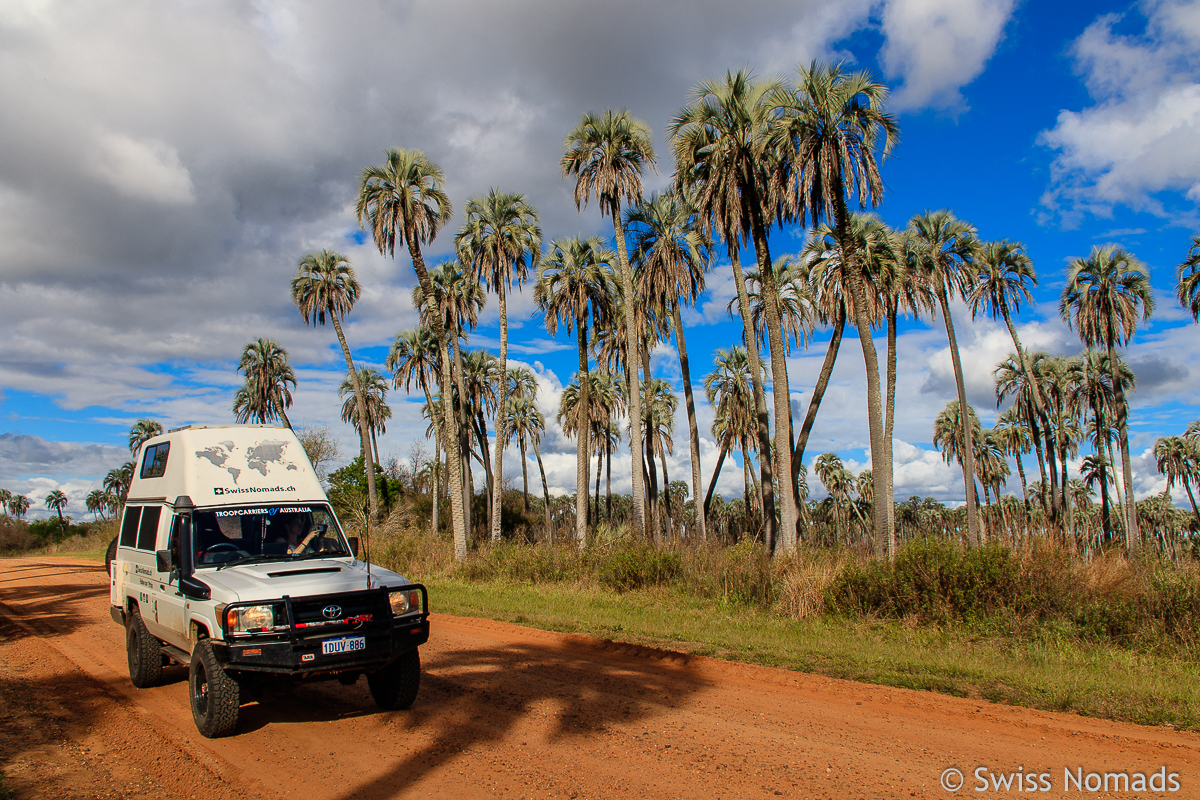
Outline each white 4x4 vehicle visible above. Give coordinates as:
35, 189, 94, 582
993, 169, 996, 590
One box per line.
107, 424, 429, 738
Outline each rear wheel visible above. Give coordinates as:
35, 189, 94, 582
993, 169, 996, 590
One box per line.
189, 639, 240, 738
126, 607, 162, 688
367, 649, 420, 710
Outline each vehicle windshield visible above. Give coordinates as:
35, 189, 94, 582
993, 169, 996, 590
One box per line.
192, 504, 350, 567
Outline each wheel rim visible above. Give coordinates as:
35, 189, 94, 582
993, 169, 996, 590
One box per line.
129, 628, 140, 671
193, 663, 209, 717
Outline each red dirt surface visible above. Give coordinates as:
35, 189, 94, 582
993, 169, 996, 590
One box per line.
0, 557, 1197, 799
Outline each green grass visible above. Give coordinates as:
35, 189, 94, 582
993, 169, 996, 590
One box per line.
428, 576, 1200, 731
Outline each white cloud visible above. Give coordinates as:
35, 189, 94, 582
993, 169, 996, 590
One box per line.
87, 131, 196, 204
1040, 0, 1200, 219
879, 0, 1017, 111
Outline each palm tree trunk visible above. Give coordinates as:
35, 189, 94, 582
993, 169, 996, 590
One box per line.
610, 209, 646, 538
432, 429, 441, 534
704, 442, 729, 521
834, 195, 892, 556
595, 443, 602, 526
520, 440, 530, 515
1183, 478, 1200, 529
672, 305, 706, 542
606, 437, 613, 521
936, 289, 980, 547
476, 410, 494, 536
1108, 343, 1140, 551
330, 314, 379, 524
491, 282, 508, 543
575, 322, 590, 550
534, 443, 551, 542
277, 396, 292, 431
659, 445, 672, 539
728, 245, 777, 551
405, 242, 466, 561
794, 313, 844, 469
372, 429, 381, 475
1014, 450, 1029, 517
748, 211, 797, 555
883, 298, 899, 556
646, 431, 660, 546
450, 329, 472, 545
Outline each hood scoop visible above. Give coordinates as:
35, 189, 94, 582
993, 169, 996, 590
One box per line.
266, 567, 345, 578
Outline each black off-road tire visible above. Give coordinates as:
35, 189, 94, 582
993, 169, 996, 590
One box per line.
189, 639, 240, 738
367, 649, 420, 710
105, 537, 118, 577
126, 607, 162, 688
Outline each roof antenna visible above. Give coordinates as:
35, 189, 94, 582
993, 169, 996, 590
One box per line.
362, 497, 372, 590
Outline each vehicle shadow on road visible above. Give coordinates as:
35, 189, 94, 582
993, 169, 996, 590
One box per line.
329, 635, 703, 800
0, 580, 111, 641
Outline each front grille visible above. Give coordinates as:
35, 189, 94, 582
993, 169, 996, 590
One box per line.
288, 589, 389, 641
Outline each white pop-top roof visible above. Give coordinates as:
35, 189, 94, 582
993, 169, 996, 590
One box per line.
128, 425, 327, 508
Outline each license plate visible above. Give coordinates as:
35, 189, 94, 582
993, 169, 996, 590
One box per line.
321, 636, 366, 655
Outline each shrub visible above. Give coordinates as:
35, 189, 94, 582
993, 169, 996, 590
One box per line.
598, 545, 681, 591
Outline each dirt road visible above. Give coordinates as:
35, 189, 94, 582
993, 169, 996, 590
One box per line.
0, 557, 1196, 799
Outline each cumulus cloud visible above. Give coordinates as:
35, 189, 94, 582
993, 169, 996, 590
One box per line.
1040, 0, 1200, 220
879, 0, 1017, 111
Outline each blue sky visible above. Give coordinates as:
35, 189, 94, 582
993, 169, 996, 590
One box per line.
2, 0, 1199, 519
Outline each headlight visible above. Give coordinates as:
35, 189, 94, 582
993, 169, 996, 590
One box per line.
389, 590, 421, 617
226, 605, 275, 633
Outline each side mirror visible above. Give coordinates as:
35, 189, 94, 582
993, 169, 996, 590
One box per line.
348, 537, 359, 558
155, 549, 175, 573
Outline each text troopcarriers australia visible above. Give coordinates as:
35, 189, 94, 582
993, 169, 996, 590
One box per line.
212, 486, 296, 495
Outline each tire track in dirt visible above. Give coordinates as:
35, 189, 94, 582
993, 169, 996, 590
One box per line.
1, 556, 1197, 800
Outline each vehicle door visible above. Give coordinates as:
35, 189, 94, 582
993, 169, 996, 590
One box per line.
154, 511, 189, 649
129, 505, 170, 639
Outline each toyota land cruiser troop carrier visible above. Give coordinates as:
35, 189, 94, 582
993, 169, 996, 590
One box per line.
107, 424, 429, 738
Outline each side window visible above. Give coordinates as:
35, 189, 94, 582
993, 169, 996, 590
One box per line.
120, 507, 143, 548
140, 442, 170, 479
136, 506, 162, 551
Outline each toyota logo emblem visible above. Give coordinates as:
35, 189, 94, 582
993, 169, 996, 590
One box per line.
322, 605, 342, 619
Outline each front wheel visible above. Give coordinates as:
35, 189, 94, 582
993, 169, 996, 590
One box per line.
367, 650, 420, 710
189, 639, 240, 738
126, 607, 162, 688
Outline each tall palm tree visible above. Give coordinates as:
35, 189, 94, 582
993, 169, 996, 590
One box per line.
1176, 235, 1200, 321
670, 69, 791, 553
703, 347, 761, 522
908, 210, 982, 546
456, 189, 542, 542
10, 495, 29, 521
1060, 245, 1154, 550
933, 399, 985, 533
463, 349, 502, 534
339, 366, 390, 469
536, 236, 616, 547
626, 189, 711, 540
994, 407, 1033, 516
996, 350, 1055, 517
1155, 435, 1200, 528
413, 259, 486, 539
389, 328, 443, 533
356, 147, 466, 559
562, 109, 656, 539
128, 419, 162, 456
292, 249, 379, 523
1067, 350, 1130, 541
86, 489, 108, 522
0, 488, 11, 517
768, 60, 899, 556
45, 489, 68, 532
233, 338, 296, 429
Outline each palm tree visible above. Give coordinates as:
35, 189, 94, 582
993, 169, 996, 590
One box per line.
456, 189, 542, 542
1068, 350, 1131, 542
389, 328, 443, 533
463, 349, 502, 534
233, 338, 296, 429
413, 259, 486, 540
626, 189, 712, 541
640, 377, 678, 543
0, 488, 10, 517
933, 400, 985, 535
996, 350, 1055, 517
768, 60, 899, 555
356, 147, 466, 560
128, 419, 162, 456
86, 489, 108, 522
1154, 436, 1200, 529
562, 109, 656, 540
1177, 235, 1200, 321
703, 347, 761, 523
1060, 245, 1154, 550
501, 392, 544, 519
670, 69, 791, 553
45, 489, 68, 533
535, 236, 616, 547
292, 249, 379, 523
994, 407, 1033, 516
908, 210, 982, 546
10, 495, 29, 521
339, 366, 390, 469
